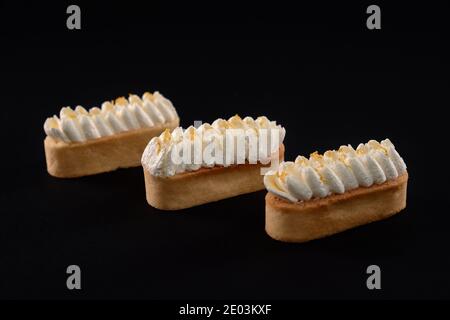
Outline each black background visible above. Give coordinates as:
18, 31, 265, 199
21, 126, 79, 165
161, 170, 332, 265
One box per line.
1, 1, 449, 300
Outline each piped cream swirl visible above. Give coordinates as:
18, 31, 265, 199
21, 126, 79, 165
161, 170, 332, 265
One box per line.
43, 91, 178, 143
264, 139, 407, 202
141, 115, 286, 177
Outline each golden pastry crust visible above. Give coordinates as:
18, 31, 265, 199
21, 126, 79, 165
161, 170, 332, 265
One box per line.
265, 173, 408, 242
44, 119, 179, 178
144, 145, 285, 210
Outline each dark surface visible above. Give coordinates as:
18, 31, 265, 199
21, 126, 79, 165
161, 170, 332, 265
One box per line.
1, 2, 449, 299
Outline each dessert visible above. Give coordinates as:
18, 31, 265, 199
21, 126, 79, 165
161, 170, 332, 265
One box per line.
264, 139, 408, 242
142, 115, 286, 210
44, 91, 179, 177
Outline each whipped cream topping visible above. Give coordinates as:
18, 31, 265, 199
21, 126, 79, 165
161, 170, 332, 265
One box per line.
264, 139, 407, 202
141, 115, 286, 177
43, 91, 178, 143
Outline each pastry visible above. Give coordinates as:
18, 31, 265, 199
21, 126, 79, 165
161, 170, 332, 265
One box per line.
142, 115, 286, 210
44, 91, 179, 177
264, 139, 408, 242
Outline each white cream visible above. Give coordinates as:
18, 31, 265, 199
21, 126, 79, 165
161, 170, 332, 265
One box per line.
79, 114, 100, 140
325, 153, 359, 190
91, 114, 113, 137
44, 116, 69, 143
142, 115, 286, 177
286, 175, 312, 201
346, 156, 373, 187
116, 105, 139, 130
142, 95, 165, 124
304, 166, 329, 198
153, 91, 178, 121
43, 91, 178, 143
60, 117, 85, 142
264, 138, 407, 202
319, 166, 345, 194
